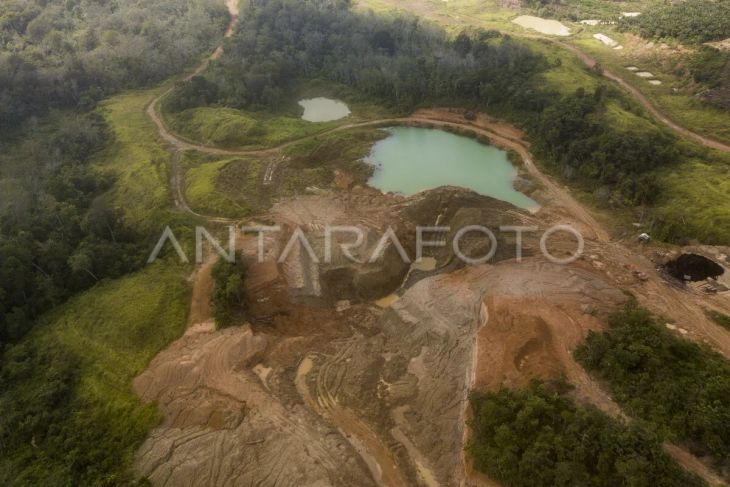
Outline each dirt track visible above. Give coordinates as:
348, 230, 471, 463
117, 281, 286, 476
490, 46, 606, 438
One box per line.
154, 103, 612, 242
139, 0, 632, 240
550, 39, 730, 153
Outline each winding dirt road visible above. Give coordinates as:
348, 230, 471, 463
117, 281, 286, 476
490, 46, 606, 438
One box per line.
549, 39, 730, 153
150, 93, 610, 241
149, 0, 730, 226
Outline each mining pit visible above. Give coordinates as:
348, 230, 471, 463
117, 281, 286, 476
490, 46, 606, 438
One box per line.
666, 253, 725, 282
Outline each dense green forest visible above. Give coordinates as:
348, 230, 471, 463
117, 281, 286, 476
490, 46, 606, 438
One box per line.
0, 0, 227, 350
530, 87, 679, 205
575, 301, 730, 477
0, 0, 228, 130
166, 0, 547, 112
620, 0, 730, 44
0, 1, 230, 484
468, 381, 704, 487
0, 113, 145, 346
0, 263, 189, 486
0, 341, 150, 485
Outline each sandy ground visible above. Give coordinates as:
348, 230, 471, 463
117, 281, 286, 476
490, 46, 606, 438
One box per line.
133, 185, 730, 486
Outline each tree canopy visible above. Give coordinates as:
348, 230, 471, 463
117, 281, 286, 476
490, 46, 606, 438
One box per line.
575, 301, 730, 475
469, 381, 705, 487
167, 0, 547, 112
620, 0, 730, 44
0, 0, 228, 131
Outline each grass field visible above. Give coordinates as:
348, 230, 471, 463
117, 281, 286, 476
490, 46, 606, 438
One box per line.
571, 31, 730, 145
653, 153, 730, 244
165, 77, 393, 218
184, 155, 253, 218
532, 39, 603, 93
1, 263, 191, 484
162, 79, 396, 151
90, 87, 182, 231
43, 263, 189, 403
181, 127, 387, 218
166, 106, 333, 150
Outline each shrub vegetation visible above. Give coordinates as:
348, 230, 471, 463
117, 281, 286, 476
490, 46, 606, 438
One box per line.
468, 381, 704, 487
575, 301, 730, 474
620, 0, 730, 44
211, 259, 248, 328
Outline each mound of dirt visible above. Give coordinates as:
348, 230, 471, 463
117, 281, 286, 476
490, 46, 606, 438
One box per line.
271, 187, 545, 306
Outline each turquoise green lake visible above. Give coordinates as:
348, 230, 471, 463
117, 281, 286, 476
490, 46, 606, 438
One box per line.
365, 127, 539, 210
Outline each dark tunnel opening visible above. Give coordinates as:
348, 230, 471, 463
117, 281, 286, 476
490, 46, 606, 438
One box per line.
665, 254, 725, 282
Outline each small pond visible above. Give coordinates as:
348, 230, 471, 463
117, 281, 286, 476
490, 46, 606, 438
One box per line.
298, 97, 351, 122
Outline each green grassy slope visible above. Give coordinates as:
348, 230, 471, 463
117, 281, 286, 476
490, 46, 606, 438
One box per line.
185, 156, 252, 218
0, 73, 198, 484
0, 264, 190, 485
92, 88, 176, 230
165, 106, 332, 150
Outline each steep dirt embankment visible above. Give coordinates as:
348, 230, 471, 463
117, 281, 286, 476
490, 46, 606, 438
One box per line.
348, 260, 626, 486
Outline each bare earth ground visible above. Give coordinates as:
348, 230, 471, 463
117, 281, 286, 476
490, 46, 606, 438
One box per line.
133, 186, 730, 487
132, 1, 730, 486
133, 192, 626, 486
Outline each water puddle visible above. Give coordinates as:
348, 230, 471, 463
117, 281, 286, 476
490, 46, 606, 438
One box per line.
299, 97, 351, 122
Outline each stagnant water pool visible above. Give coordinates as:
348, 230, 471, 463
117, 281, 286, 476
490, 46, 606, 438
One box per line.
298, 97, 351, 122
365, 127, 539, 211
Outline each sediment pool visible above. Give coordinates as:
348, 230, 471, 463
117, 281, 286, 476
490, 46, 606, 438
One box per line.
299, 97, 351, 122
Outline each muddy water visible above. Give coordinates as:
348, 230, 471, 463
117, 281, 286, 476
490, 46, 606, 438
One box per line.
299, 97, 351, 122
365, 127, 539, 210
512, 15, 571, 36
